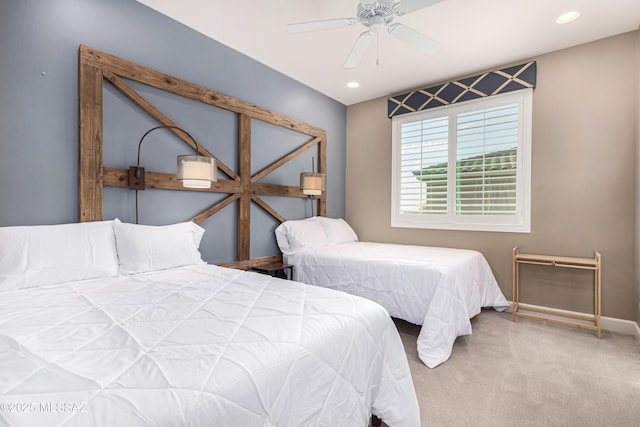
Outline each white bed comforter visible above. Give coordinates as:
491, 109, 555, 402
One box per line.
0, 264, 419, 426
286, 242, 509, 368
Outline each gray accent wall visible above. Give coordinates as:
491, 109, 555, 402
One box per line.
0, 0, 347, 263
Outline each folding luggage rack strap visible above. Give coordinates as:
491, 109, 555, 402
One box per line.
511, 247, 602, 338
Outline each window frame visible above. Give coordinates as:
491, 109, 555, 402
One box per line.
391, 88, 532, 233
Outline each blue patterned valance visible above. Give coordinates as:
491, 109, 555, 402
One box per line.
388, 61, 536, 118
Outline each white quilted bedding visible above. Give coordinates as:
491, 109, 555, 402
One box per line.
286, 242, 510, 368
0, 264, 419, 426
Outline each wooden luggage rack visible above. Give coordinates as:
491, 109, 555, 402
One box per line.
512, 247, 601, 338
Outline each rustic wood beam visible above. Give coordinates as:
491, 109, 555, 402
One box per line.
79, 60, 103, 222
237, 114, 251, 260
191, 194, 241, 225
103, 71, 238, 181
318, 129, 327, 217
251, 137, 321, 183
80, 45, 325, 138
252, 182, 307, 198
103, 167, 240, 193
217, 255, 283, 270
251, 194, 287, 224
103, 167, 306, 198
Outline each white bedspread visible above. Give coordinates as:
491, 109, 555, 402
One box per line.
0, 264, 419, 426
286, 242, 509, 368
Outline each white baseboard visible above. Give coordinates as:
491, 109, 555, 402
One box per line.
601, 315, 640, 338
505, 302, 640, 340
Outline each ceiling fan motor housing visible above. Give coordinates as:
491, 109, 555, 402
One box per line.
358, 1, 396, 28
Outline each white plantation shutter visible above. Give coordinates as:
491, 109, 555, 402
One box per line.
455, 103, 518, 215
391, 89, 531, 233
399, 117, 448, 214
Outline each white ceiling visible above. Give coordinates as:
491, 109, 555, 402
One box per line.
136, 0, 640, 106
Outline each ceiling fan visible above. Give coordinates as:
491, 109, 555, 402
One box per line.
287, 0, 444, 68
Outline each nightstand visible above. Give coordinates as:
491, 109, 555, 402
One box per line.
250, 263, 293, 280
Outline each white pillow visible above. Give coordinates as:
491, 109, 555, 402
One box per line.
275, 217, 328, 255
315, 217, 359, 244
0, 220, 119, 291
113, 220, 205, 274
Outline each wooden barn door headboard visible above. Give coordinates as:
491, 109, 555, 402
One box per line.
78, 45, 326, 266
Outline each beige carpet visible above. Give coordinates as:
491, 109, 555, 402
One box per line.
393, 310, 640, 427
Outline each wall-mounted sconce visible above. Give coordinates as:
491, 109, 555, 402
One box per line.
300, 158, 325, 216
300, 172, 326, 196
129, 125, 217, 223
177, 155, 217, 189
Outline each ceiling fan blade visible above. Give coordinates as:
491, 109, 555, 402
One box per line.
388, 23, 441, 55
394, 0, 444, 16
287, 18, 357, 33
344, 31, 375, 68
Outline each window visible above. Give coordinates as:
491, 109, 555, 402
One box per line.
391, 89, 532, 232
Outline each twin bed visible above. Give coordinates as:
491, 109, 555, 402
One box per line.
276, 217, 510, 368
0, 219, 419, 426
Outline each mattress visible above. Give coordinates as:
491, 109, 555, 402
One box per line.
0, 264, 419, 426
286, 242, 510, 368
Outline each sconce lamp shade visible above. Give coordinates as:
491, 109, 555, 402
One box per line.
177, 155, 217, 189
300, 172, 326, 196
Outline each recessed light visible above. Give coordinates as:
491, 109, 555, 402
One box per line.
556, 11, 580, 24
347, 82, 360, 88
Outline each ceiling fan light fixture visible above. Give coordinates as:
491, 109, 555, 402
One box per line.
556, 11, 580, 24
288, 0, 443, 69
364, 14, 386, 32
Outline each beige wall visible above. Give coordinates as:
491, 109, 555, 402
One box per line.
346, 31, 639, 321
636, 27, 640, 326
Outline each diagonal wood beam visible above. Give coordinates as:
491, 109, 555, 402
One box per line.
191, 193, 241, 225
103, 71, 238, 181
251, 137, 321, 183
251, 194, 287, 224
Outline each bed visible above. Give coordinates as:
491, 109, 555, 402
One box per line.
0, 219, 420, 426
275, 217, 510, 368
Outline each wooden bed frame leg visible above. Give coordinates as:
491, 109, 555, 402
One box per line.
372, 415, 382, 426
